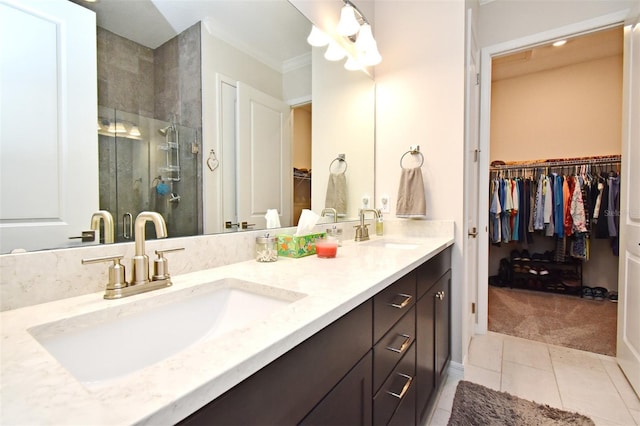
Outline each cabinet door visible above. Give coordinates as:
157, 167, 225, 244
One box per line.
435, 271, 451, 382
300, 351, 372, 426
178, 300, 372, 425
415, 284, 436, 422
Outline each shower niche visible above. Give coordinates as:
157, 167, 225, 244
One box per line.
97, 106, 201, 242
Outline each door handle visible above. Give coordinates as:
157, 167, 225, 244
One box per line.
468, 227, 478, 238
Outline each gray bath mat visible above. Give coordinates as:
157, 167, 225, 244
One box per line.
448, 381, 595, 425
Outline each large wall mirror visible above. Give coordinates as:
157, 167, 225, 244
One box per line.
0, 0, 375, 254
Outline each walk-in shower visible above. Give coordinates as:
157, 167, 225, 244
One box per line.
97, 107, 200, 242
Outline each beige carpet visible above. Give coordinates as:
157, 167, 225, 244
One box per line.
448, 381, 595, 426
488, 286, 617, 356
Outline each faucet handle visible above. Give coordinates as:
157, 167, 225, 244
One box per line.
81, 255, 128, 293
153, 248, 185, 281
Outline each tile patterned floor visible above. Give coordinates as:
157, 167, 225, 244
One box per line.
428, 332, 640, 426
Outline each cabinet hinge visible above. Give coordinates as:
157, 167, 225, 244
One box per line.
471, 302, 476, 314
475, 73, 480, 85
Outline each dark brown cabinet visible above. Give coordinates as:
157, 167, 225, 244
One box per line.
300, 351, 373, 426
178, 247, 451, 426
416, 249, 452, 424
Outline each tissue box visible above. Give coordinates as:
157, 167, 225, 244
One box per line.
277, 232, 326, 258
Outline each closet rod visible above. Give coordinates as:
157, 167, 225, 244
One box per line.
489, 155, 621, 171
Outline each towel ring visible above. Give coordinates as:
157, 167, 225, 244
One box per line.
400, 150, 424, 169
329, 157, 348, 174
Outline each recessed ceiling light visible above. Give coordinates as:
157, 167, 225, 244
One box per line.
552, 40, 567, 47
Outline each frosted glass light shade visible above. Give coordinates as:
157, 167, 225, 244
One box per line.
129, 125, 141, 137
355, 23, 376, 52
307, 25, 330, 47
325, 42, 346, 61
355, 24, 382, 66
344, 56, 361, 71
337, 4, 360, 36
362, 41, 382, 66
108, 121, 127, 133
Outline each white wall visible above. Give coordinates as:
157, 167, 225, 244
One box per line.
374, 0, 467, 363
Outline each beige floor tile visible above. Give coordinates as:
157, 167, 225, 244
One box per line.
427, 408, 451, 426
503, 336, 553, 371
463, 364, 501, 391
549, 344, 603, 370
501, 360, 563, 408
553, 361, 617, 403
588, 413, 632, 426
435, 374, 462, 412
561, 393, 635, 426
600, 357, 640, 412
467, 332, 503, 372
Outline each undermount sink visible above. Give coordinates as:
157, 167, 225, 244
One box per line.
362, 239, 421, 250
28, 278, 305, 386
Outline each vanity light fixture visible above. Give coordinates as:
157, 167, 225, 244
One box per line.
129, 125, 141, 137
337, 2, 361, 36
325, 41, 347, 61
552, 39, 567, 47
306, 0, 381, 69
307, 25, 331, 47
107, 121, 127, 134
344, 55, 362, 71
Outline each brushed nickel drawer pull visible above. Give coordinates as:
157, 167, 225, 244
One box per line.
386, 373, 413, 399
389, 293, 412, 309
386, 334, 412, 354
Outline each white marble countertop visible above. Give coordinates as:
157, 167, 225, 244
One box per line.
0, 233, 453, 425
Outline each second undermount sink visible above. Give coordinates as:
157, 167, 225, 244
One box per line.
362, 239, 422, 250
28, 278, 305, 386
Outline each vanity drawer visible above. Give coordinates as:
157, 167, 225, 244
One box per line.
373, 305, 415, 393
417, 248, 451, 298
373, 343, 416, 426
373, 271, 416, 343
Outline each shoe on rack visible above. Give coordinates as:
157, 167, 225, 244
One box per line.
511, 250, 522, 261
529, 267, 539, 275
592, 287, 608, 301
520, 250, 531, 261
582, 286, 594, 299
532, 253, 544, 262
609, 291, 618, 302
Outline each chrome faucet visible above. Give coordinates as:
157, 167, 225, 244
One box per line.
82, 211, 184, 300
132, 211, 168, 285
355, 209, 379, 242
90, 210, 115, 244
321, 207, 338, 223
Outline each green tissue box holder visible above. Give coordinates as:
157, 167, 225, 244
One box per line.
277, 232, 326, 258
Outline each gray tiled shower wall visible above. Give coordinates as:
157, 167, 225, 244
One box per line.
96, 23, 203, 240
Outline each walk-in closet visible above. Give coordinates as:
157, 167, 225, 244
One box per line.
487, 26, 623, 356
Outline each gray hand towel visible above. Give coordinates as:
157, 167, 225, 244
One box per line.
325, 173, 347, 215
396, 167, 426, 218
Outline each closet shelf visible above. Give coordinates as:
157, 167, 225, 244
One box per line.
490, 155, 621, 171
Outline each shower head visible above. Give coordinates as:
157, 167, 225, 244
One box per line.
158, 125, 172, 136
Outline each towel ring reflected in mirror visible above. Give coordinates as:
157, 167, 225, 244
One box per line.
400, 149, 424, 169
329, 155, 348, 174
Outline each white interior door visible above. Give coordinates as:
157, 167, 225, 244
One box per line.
237, 82, 292, 230
0, 0, 98, 253
464, 8, 482, 345
220, 79, 238, 233
617, 17, 640, 397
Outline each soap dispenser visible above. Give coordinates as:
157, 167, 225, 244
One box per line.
375, 209, 384, 236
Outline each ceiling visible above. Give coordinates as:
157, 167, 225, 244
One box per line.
492, 26, 623, 81
70, 0, 312, 72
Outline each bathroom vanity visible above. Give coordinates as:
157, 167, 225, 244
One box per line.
179, 249, 451, 425
0, 227, 453, 425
